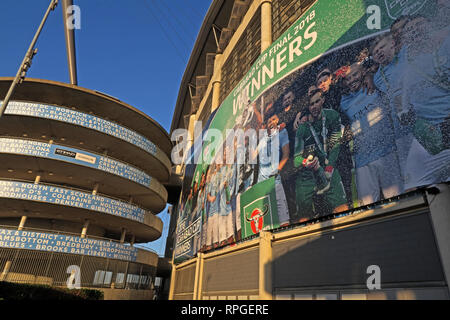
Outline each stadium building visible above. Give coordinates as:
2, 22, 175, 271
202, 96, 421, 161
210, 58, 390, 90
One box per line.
0, 78, 173, 300
167, 0, 450, 300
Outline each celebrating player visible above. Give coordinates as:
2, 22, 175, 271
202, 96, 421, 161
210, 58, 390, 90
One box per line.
340, 62, 403, 205
293, 88, 348, 221
401, 15, 450, 183
315, 68, 354, 207
252, 111, 290, 226
205, 164, 220, 250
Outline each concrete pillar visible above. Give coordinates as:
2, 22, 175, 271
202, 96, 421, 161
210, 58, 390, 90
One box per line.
34, 175, 41, 184
185, 113, 197, 158
192, 257, 200, 300
427, 184, 450, 296
120, 228, 127, 243
80, 219, 89, 238
193, 253, 205, 300
188, 113, 197, 143
123, 261, 130, 289
259, 230, 273, 300
168, 260, 177, 300
92, 183, 99, 195
211, 81, 221, 113
261, 0, 273, 52
197, 253, 205, 300
211, 54, 223, 113
18, 216, 27, 231
0, 261, 12, 281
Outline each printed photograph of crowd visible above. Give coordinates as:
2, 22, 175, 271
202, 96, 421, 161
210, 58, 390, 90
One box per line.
177, 13, 449, 254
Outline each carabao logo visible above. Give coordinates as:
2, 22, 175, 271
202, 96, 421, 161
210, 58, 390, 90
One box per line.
246, 204, 269, 234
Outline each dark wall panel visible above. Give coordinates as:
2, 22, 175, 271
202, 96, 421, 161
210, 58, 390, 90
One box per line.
174, 264, 196, 295
203, 247, 259, 293
273, 212, 445, 288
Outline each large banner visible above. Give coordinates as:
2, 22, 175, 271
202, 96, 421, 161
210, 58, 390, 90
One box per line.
0, 180, 147, 222
0, 137, 152, 187
3, 101, 158, 156
174, 0, 449, 263
0, 228, 138, 261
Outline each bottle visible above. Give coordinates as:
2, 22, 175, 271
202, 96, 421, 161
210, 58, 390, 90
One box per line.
307, 155, 329, 192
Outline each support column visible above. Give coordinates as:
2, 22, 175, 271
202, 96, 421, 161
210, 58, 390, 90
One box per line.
130, 234, 135, 247
34, 175, 41, 184
0, 261, 12, 281
211, 54, 223, 113
168, 259, 177, 300
261, 0, 273, 52
18, 216, 27, 231
80, 219, 89, 238
197, 253, 205, 300
192, 256, 200, 300
120, 228, 127, 243
124, 262, 130, 289
92, 183, 99, 195
193, 253, 205, 300
188, 113, 197, 141
62, 0, 78, 85
259, 230, 273, 300
185, 113, 197, 162
427, 184, 450, 296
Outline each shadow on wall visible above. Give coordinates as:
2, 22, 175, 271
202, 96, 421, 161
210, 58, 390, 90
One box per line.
264, 210, 448, 300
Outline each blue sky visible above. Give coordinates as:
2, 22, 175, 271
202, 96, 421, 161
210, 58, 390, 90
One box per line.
0, 0, 211, 256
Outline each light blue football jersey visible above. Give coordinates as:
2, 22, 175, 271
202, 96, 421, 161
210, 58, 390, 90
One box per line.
374, 47, 411, 137
218, 165, 231, 216
403, 35, 450, 125
207, 172, 219, 216
340, 89, 397, 168
257, 128, 289, 182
